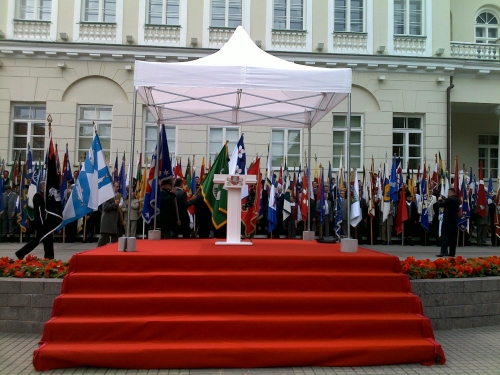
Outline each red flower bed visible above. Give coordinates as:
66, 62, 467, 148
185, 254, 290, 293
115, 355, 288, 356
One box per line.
401, 256, 500, 279
0, 255, 69, 278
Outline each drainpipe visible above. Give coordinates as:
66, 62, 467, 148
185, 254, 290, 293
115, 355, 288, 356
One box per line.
446, 76, 454, 170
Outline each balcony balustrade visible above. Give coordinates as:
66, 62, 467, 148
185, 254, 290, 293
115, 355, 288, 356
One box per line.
333, 32, 368, 54
79, 23, 117, 42
144, 25, 181, 45
451, 42, 499, 60
13, 20, 51, 40
271, 29, 307, 51
394, 35, 426, 55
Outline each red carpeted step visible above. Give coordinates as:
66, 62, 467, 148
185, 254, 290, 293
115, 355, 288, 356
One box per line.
42, 314, 431, 342
34, 338, 444, 371
51, 291, 423, 317
63, 271, 411, 294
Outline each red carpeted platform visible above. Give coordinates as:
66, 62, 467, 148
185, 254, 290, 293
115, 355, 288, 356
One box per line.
33, 239, 445, 370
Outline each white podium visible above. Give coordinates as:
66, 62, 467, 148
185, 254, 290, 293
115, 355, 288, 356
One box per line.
213, 174, 257, 245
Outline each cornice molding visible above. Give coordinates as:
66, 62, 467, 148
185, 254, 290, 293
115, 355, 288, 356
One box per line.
0, 40, 499, 76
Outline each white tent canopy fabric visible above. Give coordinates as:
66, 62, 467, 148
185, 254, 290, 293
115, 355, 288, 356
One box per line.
134, 26, 351, 128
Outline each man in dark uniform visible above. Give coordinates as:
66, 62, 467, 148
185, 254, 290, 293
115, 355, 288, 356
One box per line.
436, 188, 460, 257
159, 178, 178, 239
174, 178, 195, 238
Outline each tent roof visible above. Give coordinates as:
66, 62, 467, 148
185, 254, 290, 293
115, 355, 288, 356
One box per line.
134, 26, 351, 128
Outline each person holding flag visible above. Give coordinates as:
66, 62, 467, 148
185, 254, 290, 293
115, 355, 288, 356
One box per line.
436, 187, 460, 257
16, 122, 63, 260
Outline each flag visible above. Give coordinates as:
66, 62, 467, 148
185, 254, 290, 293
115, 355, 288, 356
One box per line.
200, 157, 205, 183
495, 185, 500, 238
159, 124, 173, 183
265, 144, 272, 191
26, 163, 39, 220
0, 160, 4, 215
300, 166, 309, 222
113, 153, 119, 183
420, 178, 430, 233
278, 164, 283, 186
135, 152, 142, 188
487, 170, 494, 205
60, 133, 114, 229
175, 158, 184, 179
268, 176, 277, 234
350, 169, 361, 227
60, 146, 72, 210
382, 162, 391, 222
242, 158, 261, 237
137, 156, 148, 212
119, 152, 127, 199
11, 152, 18, 188
16, 163, 27, 233
368, 160, 375, 218
334, 175, 342, 237
431, 154, 439, 191
389, 155, 398, 202
477, 161, 487, 218
454, 156, 459, 195
395, 183, 408, 234
458, 177, 470, 232
229, 135, 248, 198
26, 144, 33, 180
318, 167, 325, 225
142, 149, 159, 224
201, 142, 229, 229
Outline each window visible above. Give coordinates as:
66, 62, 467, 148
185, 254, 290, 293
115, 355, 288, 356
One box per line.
394, 0, 422, 35
476, 11, 498, 44
478, 135, 498, 178
332, 115, 362, 170
144, 110, 176, 162
83, 0, 116, 22
273, 0, 304, 30
78, 106, 112, 164
211, 0, 242, 28
271, 129, 301, 169
11, 105, 46, 163
209, 127, 239, 163
147, 0, 179, 25
392, 116, 422, 170
334, 0, 364, 32
16, 0, 52, 21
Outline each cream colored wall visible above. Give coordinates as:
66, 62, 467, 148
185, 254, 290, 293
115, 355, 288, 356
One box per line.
453, 76, 500, 105
450, 0, 500, 43
372, 0, 388, 54
58, 0, 75, 41
0, 1, 8, 34
312, 0, 328, 52
122, 0, 140, 44
432, 0, 451, 57
187, 0, 204, 47
451, 112, 499, 171
250, 0, 267, 49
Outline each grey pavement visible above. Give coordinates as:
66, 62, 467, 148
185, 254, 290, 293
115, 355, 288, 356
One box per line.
1, 239, 500, 375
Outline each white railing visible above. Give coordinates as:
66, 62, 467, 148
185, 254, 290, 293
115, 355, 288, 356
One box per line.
271, 30, 307, 51
79, 23, 117, 42
13, 20, 51, 40
393, 35, 426, 55
450, 42, 499, 60
144, 25, 181, 45
208, 28, 235, 48
333, 32, 368, 54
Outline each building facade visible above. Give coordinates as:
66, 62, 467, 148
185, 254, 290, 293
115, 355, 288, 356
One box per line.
0, 0, 500, 178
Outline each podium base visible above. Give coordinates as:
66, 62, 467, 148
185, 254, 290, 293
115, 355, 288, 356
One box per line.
148, 230, 161, 240
340, 238, 358, 252
302, 231, 315, 241
215, 240, 253, 246
118, 237, 136, 252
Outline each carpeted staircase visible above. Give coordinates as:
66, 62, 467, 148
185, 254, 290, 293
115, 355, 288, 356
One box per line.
33, 239, 445, 370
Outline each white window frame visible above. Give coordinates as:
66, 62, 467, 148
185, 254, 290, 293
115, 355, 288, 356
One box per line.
475, 9, 499, 44
332, 114, 363, 171
393, 0, 423, 36
7, 0, 59, 40
77, 106, 112, 165
10, 104, 46, 164
208, 126, 240, 164
15, 0, 52, 21
146, 0, 180, 25
270, 128, 302, 171
392, 115, 423, 172
82, 0, 117, 22
73, 0, 123, 43
210, 0, 242, 28
478, 134, 499, 178
143, 109, 177, 165
202, 0, 249, 47
333, 0, 366, 33
273, 0, 305, 30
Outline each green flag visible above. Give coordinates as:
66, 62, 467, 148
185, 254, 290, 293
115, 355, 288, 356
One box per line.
201, 142, 229, 229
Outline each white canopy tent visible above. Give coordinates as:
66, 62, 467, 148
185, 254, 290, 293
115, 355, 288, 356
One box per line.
131, 26, 353, 239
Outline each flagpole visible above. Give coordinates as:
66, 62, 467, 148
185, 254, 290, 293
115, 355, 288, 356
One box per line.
307, 117, 312, 233
346, 94, 351, 239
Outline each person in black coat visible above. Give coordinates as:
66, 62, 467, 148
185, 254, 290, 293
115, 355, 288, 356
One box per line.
159, 178, 178, 239
173, 178, 195, 238
436, 188, 460, 257
404, 191, 418, 245
15, 180, 62, 260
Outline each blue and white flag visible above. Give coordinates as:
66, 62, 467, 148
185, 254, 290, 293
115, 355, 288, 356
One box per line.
119, 154, 127, 199
389, 154, 398, 202
159, 124, 173, 183
488, 170, 494, 204
142, 149, 158, 224
267, 176, 277, 234
59, 133, 114, 228
458, 177, 470, 232
26, 144, 33, 180
420, 178, 430, 233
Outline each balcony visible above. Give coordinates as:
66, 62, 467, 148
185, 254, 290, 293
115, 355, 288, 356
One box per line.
393, 35, 427, 55
13, 20, 51, 40
208, 27, 235, 48
143, 25, 181, 45
451, 42, 499, 60
333, 32, 368, 54
271, 29, 307, 51
79, 22, 117, 43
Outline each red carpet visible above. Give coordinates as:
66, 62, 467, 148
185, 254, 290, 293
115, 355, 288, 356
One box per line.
33, 239, 445, 370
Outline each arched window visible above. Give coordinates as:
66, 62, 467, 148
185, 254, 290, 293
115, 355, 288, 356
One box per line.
476, 11, 498, 44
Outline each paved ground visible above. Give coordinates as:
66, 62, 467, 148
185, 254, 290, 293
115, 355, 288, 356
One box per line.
1, 239, 499, 375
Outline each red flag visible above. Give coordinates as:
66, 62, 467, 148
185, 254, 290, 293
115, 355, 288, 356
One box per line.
395, 185, 408, 234
242, 158, 261, 237
278, 164, 283, 186
431, 154, 438, 191
454, 156, 459, 194
200, 157, 205, 183
300, 170, 309, 221
477, 161, 487, 218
